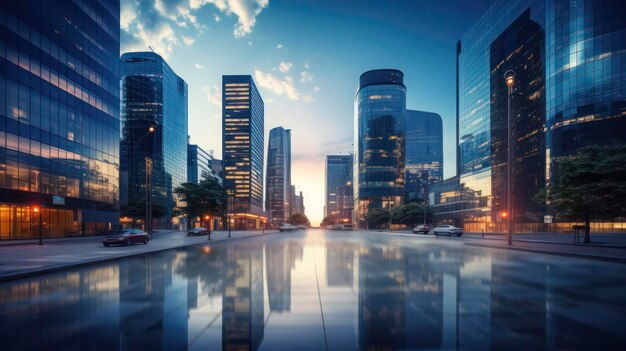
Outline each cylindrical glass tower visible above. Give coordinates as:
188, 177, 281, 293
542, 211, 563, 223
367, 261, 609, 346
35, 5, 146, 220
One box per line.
354, 69, 406, 228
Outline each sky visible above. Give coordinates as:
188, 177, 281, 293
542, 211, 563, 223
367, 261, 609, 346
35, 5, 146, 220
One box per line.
121, 0, 493, 226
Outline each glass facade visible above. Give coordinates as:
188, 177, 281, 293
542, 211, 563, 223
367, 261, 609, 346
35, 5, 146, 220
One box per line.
354, 70, 406, 228
0, 0, 121, 238
325, 154, 352, 218
265, 127, 291, 225
405, 110, 443, 202
222, 75, 266, 229
452, 0, 626, 232
120, 52, 188, 228
187, 144, 215, 184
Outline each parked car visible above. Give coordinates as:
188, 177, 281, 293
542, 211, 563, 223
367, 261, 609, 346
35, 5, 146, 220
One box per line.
340, 224, 353, 230
103, 229, 150, 247
412, 224, 431, 234
432, 225, 463, 237
187, 227, 210, 236
280, 223, 297, 232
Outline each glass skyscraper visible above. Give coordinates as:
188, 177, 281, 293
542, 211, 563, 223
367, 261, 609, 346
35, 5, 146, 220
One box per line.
266, 127, 291, 225
325, 154, 352, 219
120, 52, 188, 229
222, 75, 266, 229
449, 0, 626, 232
354, 69, 406, 228
405, 110, 443, 202
187, 144, 216, 184
0, 0, 121, 239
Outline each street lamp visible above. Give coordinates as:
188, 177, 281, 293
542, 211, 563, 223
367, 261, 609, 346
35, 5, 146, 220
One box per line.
33, 206, 42, 245
129, 121, 158, 234
504, 70, 515, 246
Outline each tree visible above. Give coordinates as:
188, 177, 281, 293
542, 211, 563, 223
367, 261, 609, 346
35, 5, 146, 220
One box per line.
391, 202, 433, 227
321, 214, 339, 227
534, 144, 626, 243
365, 208, 392, 229
175, 175, 226, 229
288, 213, 310, 226
122, 195, 167, 228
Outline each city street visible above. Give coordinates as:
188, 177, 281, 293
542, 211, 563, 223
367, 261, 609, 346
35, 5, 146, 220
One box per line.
1, 229, 626, 350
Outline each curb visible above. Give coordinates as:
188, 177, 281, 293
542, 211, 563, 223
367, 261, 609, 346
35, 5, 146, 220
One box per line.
462, 235, 626, 249
465, 242, 626, 264
0, 231, 278, 283
0, 230, 182, 247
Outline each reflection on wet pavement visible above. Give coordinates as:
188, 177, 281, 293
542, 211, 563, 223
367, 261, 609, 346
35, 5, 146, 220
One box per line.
1, 230, 626, 350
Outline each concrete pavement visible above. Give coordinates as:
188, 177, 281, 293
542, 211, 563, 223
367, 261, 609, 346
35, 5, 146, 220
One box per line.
0, 229, 277, 282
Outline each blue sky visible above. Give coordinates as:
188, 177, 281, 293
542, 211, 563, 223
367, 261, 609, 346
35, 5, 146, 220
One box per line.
121, 0, 492, 225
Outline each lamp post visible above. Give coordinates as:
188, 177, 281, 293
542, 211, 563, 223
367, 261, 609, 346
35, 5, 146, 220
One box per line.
129, 121, 158, 232
33, 206, 42, 245
504, 70, 516, 246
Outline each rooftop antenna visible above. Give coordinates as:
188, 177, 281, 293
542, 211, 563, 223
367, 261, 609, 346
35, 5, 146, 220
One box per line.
148, 45, 155, 53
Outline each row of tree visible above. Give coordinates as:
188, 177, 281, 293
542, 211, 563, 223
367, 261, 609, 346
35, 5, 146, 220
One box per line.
321, 202, 434, 229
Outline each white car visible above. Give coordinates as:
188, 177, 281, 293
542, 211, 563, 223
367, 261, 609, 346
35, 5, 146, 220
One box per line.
280, 223, 297, 232
432, 225, 463, 237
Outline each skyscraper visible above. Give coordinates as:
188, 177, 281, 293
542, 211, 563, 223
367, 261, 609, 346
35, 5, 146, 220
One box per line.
405, 110, 443, 202
266, 127, 291, 225
325, 155, 352, 218
442, 0, 626, 232
120, 52, 188, 229
0, 0, 121, 239
354, 69, 406, 228
222, 75, 266, 229
187, 144, 215, 184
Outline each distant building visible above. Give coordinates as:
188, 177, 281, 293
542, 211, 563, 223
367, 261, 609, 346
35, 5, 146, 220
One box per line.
121, 52, 188, 229
335, 183, 353, 222
294, 190, 305, 216
0, 0, 121, 239
405, 110, 443, 202
266, 127, 291, 225
325, 155, 352, 218
354, 69, 406, 228
222, 75, 266, 229
187, 144, 217, 183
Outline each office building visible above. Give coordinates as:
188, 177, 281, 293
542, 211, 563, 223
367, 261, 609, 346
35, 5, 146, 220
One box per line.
222, 75, 266, 229
0, 0, 121, 238
293, 189, 305, 216
266, 127, 291, 225
353, 69, 406, 228
447, 0, 626, 232
120, 52, 188, 229
405, 110, 443, 202
325, 155, 352, 219
187, 144, 217, 184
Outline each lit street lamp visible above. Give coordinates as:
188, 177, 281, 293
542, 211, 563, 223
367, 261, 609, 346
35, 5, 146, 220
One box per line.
129, 121, 158, 234
504, 70, 515, 246
33, 206, 42, 245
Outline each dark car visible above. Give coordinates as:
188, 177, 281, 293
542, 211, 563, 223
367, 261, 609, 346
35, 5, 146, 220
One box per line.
187, 227, 210, 236
103, 229, 150, 247
412, 224, 431, 234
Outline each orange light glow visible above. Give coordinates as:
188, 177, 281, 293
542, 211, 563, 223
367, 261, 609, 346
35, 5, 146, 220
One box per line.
32, 206, 40, 213
500, 211, 508, 218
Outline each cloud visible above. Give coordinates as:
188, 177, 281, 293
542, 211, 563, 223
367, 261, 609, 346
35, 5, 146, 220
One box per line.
254, 69, 300, 100
121, 0, 270, 57
183, 35, 195, 46
303, 95, 314, 102
304, 63, 310, 69
313, 86, 320, 92
203, 85, 222, 106
248, 41, 253, 46
276, 43, 283, 49
300, 71, 314, 83
278, 61, 293, 73
194, 63, 204, 70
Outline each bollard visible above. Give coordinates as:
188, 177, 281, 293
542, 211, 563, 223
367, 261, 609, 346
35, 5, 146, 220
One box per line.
208, 230, 212, 241
482, 229, 485, 238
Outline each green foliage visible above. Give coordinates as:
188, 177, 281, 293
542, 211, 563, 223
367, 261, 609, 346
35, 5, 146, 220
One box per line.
365, 208, 392, 228
321, 214, 339, 226
534, 144, 626, 241
391, 202, 433, 226
288, 212, 310, 226
174, 175, 226, 226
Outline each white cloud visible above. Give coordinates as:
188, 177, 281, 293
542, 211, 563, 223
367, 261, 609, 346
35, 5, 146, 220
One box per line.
313, 86, 320, 92
276, 43, 283, 49
194, 63, 205, 70
278, 61, 293, 73
213, 13, 221, 22
254, 69, 300, 100
300, 71, 314, 83
123, 21, 178, 58
248, 41, 253, 46
191, 0, 269, 37
120, 4, 137, 31
304, 63, 310, 69
183, 35, 195, 46
303, 95, 314, 102
203, 85, 222, 106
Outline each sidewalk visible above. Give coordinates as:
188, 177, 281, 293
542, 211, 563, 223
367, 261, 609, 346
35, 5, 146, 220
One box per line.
0, 229, 276, 282
0, 229, 181, 246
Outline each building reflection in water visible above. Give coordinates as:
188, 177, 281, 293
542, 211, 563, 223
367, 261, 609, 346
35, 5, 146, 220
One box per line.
1, 234, 626, 350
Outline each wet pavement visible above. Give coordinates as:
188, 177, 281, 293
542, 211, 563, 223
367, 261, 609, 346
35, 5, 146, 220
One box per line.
1, 229, 626, 350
